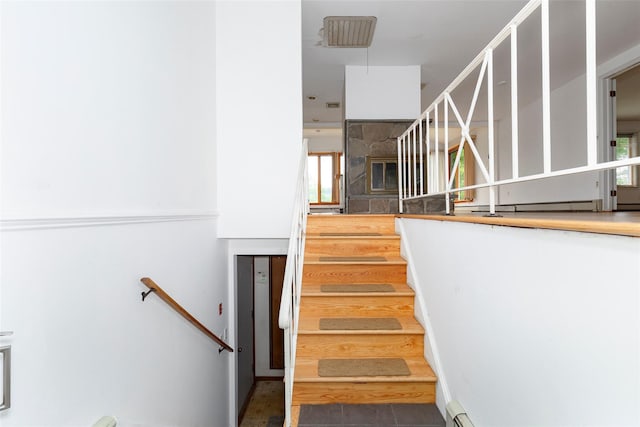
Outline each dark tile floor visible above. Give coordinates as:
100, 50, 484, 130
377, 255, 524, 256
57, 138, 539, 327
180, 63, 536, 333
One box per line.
298, 403, 445, 427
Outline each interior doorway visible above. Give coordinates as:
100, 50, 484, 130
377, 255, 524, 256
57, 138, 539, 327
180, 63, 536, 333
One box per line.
236, 255, 286, 424
610, 62, 640, 211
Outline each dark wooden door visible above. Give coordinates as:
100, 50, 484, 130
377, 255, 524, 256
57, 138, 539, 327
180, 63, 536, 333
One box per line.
270, 255, 286, 369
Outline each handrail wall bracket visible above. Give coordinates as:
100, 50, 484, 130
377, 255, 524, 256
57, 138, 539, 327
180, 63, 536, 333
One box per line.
141, 288, 157, 302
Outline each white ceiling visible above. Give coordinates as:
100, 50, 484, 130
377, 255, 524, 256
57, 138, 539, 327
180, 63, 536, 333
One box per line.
302, 0, 640, 128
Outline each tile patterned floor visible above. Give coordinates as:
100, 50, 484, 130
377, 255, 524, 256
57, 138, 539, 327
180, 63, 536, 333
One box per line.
238, 381, 445, 427
298, 403, 445, 427
240, 380, 285, 427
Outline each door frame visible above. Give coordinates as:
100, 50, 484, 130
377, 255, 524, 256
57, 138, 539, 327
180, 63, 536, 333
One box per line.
236, 255, 256, 423
599, 46, 640, 211
227, 240, 289, 426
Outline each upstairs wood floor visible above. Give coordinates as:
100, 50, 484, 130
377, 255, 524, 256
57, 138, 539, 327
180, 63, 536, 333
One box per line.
399, 211, 640, 238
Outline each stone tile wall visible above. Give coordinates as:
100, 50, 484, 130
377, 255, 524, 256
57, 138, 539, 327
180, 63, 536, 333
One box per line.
345, 120, 446, 214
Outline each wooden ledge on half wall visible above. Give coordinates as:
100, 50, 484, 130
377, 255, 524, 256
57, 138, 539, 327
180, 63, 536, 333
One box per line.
396, 211, 640, 238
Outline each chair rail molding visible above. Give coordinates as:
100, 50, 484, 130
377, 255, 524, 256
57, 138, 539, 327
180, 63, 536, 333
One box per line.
0, 211, 219, 231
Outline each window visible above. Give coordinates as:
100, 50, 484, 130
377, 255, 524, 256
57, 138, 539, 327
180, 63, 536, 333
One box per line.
448, 142, 475, 201
308, 152, 342, 204
616, 135, 635, 186
367, 156, 428, 195
366, 157, 399, 194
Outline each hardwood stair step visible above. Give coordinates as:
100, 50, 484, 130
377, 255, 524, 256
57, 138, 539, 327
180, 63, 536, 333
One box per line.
296, 333, 425, 358
299, 294, 414, 316
307, 214, 396, 235
305, 234, 401, 257
303, 263, 407, 285
292, 357, 436, 405
302, 282, 414, 296
295, 357, 436, 383
292, 381, 436, 405
298, 316, 423, 334
304, 255, 406, 265
297, 316, 425, 357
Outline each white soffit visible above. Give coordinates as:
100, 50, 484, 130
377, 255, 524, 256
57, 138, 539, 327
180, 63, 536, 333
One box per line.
323, 16, 377, 48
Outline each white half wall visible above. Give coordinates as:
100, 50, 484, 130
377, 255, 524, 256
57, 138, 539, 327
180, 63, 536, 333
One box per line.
345, 65, 421, 120
1, 219, 231, 427
215, 1, 302, 239
400, 218, 640, 427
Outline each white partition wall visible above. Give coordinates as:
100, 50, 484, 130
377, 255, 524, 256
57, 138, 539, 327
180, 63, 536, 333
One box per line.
216, 1, 303, 239
345, 65, 421, 120
399, 218, 640, 427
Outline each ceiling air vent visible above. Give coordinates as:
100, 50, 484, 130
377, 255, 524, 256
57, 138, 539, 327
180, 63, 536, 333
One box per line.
322, 16, 377, 48
326, 102, 340, 109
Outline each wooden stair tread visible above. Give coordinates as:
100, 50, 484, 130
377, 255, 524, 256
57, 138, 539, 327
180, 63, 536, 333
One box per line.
306, 215, 397, 234
298, 316, 424, 334
294, 357, 436, 383
305, 256, 406, 265
302, 282, 414, 296
307, 234, 399, 239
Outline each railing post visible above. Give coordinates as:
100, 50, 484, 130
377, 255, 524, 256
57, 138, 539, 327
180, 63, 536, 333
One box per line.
419, 116, 424, 196
407, 133, 413, 198
487, 47, 497, 216
541, 0, 551, 174
444, 95, 451, 215
511, 24, 519, 179
426, 111, 431, 193
413, 128, 418, 198
397, 136, 403, 213
435, 102, 440, 193
586, 0, 597, 166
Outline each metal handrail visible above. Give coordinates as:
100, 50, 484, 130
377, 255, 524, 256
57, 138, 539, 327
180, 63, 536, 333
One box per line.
278, 139, 309, 427
139, 277, 233, 353
397, 0, 640, 215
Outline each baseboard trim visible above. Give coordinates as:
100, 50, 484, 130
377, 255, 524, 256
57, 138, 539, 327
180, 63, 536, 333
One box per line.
0, 212, 218, 231
396, 218, 451, 413
455, 200, 602, 213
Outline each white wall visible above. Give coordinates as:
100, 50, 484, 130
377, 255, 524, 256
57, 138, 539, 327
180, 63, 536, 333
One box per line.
0, 2, 229, 426
1, 220, 229, 427
345, 66, 421, 120
0, 1, 217, 219
400, 218, 640, 426
307, 135, 343, 153
216, 1, 302, 239
497, 73, 600, 205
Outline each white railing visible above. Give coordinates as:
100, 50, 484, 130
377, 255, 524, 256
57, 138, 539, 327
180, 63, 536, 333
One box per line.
279, 139, 309, 427
397, 0, 640, 215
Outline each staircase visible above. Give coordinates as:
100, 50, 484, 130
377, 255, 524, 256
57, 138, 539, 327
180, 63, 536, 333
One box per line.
291, 214, 437, 423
